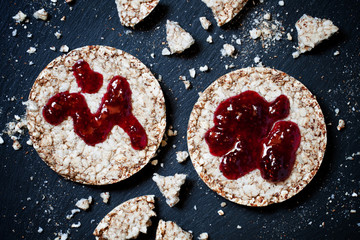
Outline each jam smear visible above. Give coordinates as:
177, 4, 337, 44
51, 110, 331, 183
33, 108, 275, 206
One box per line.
43, 61, 147, 149
205, 90, 301, 182
73, 60, 103, 94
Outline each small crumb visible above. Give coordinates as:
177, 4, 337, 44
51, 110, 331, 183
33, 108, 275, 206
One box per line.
292, 51, 300, 59
54, 31, 62, 39
199, 17, 212, 30
237, 225, 242, 229
61, 16, 66, 21
60, 45, 69, 53
75, 196, 92, 210
50, 46, 56, 51
167, 129, 178, 137
0, 136, 4, 144
350, 210, 356, 213
189, 68, 196, 78
334, 50, 340, 56
33, 9, 48, 21
264, 13, 271, 20
26, 47, 36, 54
13, 11, 27, 23
66, 209, 80, 219
151, 159, 158, 165
66, 0, 73, 3
29, 61, 34, 66
199, 65, 209, 72
162, 48, 171, 56
179, 76, 191, 89
12, 140, 21, 150
249, 28, 261, 39
352, 192, 358, 197
194, 205, 197, 210
287, 33, 293, 41
278, 0, 285, 6
37, 227, 43, 233
12, 29, 17, 37
150, 53, 155, 58
198, 232, 209, 240
220, 202, 227, 207
206, 35, 213, 43
221, 44, 236, 57
100, 192, 110, 204
337, 119, 345, 131
160, 163, 164, 168
176, 151, 189, 163
235, 39, 241, 45
26, 139, 33, 145
27, 32, 32, 38
254, 56, 261, 64
71, 222, 81, 228
335, 108, 339, 116
217, 210, 224, 216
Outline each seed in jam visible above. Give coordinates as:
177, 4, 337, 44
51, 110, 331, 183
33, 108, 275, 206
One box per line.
43, 61, 147, 150
205, 90, 301, 182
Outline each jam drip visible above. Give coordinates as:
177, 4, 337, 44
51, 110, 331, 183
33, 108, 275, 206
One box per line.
205, 90, 301, 182
43, 61, 147, 150
73, 60, 103, 94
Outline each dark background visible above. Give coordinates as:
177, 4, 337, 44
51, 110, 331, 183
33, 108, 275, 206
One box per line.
1, 0, 359, 239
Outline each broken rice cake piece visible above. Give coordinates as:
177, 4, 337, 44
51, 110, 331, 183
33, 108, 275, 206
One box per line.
152, 173, 186, 207
166, 20, 195, 54
115, 0, 160, 28
93, 195, 156, 239
201, 0, 249, 26
295, 14, 339, 54
155, 220, 193, 240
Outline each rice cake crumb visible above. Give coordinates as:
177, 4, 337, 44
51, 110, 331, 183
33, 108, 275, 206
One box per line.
162, 48, 171, 56
179, 76, 191, 89
206, 35, 213, 43
166, 20, 195, 54
75, 196, 92, 210
220, 202, 226, 207
94, 195, 156, 239
295, 14, 339, 54
13, 11, 27, 23
100, 192, 110, 204
217, 210, 224, 216
189, 68, 196, 78
59, 45, 69, 53
12, 140, 21, 150
176, 151, 189, 163
155, 220, 193, 240
152, 173, 186, 207
71, 222, 81, 228
199, 17, 212, 30
33, 9, 48, 21
221, 44, 236, 57
27, 47, 36, 54
201, 0, 249, 26
333, 50, 340, 56
249, 28, 261, 39
151, 159, 159, 165
199, 65, 209, 72
115, 0, 160, 28
198, 232, 209, 240
337, 119, 345, 131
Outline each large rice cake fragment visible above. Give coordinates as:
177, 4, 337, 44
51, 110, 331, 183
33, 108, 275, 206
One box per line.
115, 0, 159, 28
152, 173, 186, 207
155, 220, 193, 240
166, 20, 195, 54
296, 14, 338, 53
201, 0, 249, 26
93, 195, 156, 239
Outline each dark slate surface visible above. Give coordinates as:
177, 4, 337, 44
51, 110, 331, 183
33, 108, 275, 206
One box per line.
1, 0, 359, 239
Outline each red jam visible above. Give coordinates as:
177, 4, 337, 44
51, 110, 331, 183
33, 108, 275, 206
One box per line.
42, 61, 147, 150
205, 90, 301, 182
73, 60, 103, 94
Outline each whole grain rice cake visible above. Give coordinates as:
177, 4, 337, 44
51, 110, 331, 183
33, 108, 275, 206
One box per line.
115, 0, 159, 28
27, 45, 166, 185
93, 195, 156, 239
201, 0, 249, 26
187, 67, 327, 206
155, 220, 193, 240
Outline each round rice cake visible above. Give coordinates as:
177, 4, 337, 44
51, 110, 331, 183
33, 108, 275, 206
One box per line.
187, 67, 327, 206
27, 45, 166, 185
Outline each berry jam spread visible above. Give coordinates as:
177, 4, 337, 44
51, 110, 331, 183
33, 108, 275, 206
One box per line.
205, 90, 301, 182
42, 60, 147, 150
